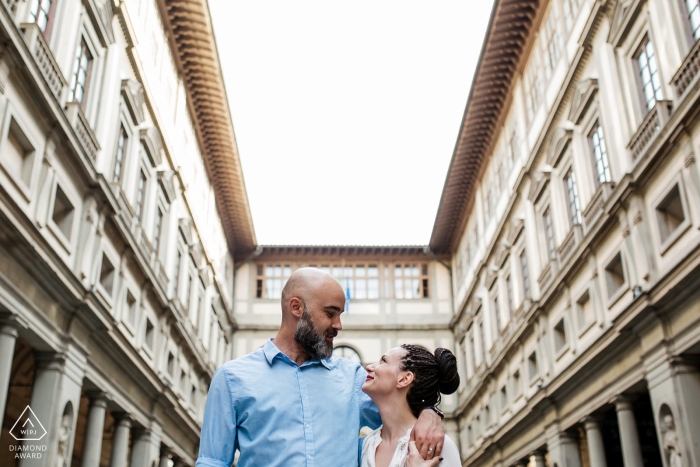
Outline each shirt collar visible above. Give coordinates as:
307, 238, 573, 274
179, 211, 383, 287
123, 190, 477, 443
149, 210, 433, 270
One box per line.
263, 338, 333, 370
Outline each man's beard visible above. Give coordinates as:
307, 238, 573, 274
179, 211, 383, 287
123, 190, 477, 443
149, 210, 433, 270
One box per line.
294, 305, 337, 360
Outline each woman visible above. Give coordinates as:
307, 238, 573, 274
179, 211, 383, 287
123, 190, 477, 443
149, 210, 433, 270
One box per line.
361, 344, 461, 467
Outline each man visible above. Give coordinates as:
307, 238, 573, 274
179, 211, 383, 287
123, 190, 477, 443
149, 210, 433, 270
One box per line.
196, 268, 445, 467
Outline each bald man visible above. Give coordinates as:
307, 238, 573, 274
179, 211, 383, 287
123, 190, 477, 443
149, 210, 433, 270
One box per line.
196, 268, 445, 467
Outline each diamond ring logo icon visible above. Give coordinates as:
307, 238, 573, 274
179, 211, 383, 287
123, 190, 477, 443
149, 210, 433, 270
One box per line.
10, 406, 47, 441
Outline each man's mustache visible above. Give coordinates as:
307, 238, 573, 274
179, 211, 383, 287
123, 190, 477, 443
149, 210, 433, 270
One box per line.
326, 329, 338, 338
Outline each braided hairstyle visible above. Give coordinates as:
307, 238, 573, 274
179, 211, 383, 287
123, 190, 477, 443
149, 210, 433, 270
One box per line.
400, 344, 460, 418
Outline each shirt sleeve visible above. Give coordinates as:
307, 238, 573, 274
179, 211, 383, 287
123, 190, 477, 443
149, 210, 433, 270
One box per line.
439, 435, 462, 467
196, 366, 237, 467
356, 365, 382, 429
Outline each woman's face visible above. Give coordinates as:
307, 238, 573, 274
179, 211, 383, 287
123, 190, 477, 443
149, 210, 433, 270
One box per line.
362, 347, 410, 397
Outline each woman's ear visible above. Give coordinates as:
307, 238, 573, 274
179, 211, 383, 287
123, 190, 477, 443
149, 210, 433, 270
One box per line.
397, 371, 414, 389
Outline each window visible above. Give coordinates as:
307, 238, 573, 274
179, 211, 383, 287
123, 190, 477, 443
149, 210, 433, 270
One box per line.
256, 264, 291, 299
144, 318, 155, 350
478, 320, 487, 361
135, 170, 147, 223
394, 264, 429, 299
520, 250, 531, 299
167, 352, 175, 376
590, 124, 611, 185
562, 0, 582, 31
179, 370, 187, 394
184, 271, 193, 312
524, 48, 543, 123
125, 291, 137, 327
331, 264, 380, 299
99, 254, 115, 296
153, 208, 164, 254
605, 253, 626, 299
513, 370, 522, 398
500, 385, 508, 410
656, 184, 686, 244
68, 38, 93, 105
190, 385, 196, 405
173, 251, 182, 295
636, 38, 663, 111
113, 126, 128, 183
542, 6, 562, 76
686, 0, 700, 41
528, 351, 539, 381
52, 186, 74, 240
506, 275, 514, 317
332, 346, 361, 364
553, 318, 567, 354
564, 169, 582, 226
29, 0, 55, 35
493, 295, 502, 334
5, 119, 35, 187
543, 207, 557, 260
576, 290, 594, 331
469, 335, 476, 372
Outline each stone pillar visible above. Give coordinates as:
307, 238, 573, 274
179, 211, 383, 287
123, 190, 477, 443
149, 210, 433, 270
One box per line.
19, 352, 66, 467
583, 418, 608, 467
159, 447, 173, 467
0, 322, 19, 427
81, 393, 108, 467
130, 425, 162, 467
109, 414, 133, 467
546, 425, 583, 467
532, 451, 547, 467
614, 397, 644, 467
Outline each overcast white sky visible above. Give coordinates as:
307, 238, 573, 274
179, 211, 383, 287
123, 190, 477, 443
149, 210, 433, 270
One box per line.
209, 1, 494, 246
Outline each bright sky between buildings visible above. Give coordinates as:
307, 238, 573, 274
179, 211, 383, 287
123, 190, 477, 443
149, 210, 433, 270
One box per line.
209, 1, 495, 246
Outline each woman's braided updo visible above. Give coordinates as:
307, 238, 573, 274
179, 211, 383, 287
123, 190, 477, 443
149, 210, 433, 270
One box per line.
400, 344, 460, 417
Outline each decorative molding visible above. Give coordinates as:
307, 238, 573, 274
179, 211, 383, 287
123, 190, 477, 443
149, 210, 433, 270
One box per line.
547, 128, 573, 168
157, 170, 176, 203
568, 79, 598, 124
86, 0, 116, 46
607, 0, 643, 47
507, 218, 525, 245
140, 126, 163, 167
528, 171, 551, 204
178, 218, 193, 246
121, 79, 145, 125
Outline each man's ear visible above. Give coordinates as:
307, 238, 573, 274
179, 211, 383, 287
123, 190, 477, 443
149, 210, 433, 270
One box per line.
290, 297, 304, 318
397, 371, 414, 389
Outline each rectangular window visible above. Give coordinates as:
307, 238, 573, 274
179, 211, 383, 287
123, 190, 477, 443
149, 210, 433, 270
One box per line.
686, 0, 700, 41
656, 184, 686, 244
542, 7, 562, 76
144, 318, 155, 350
135, 170, 147, 222
99, 254, 115, 296
478, 320, 487, 361
564, 169, 582, 225
590, 124, 611, 185
520, 250, 531, 299
257, 264, 291, 299
333, 264, 380, 300
29, 0, 55, 35
184, 272, 192, 312
394, 263, 429, 299
605, 253, 626, 299
469, 335, 476, 371
69, 38, 93, 106
113, 125, 128, 183
543, 208, 557, 260
506, 275, 514, 317
528, 351, 539, 381
153, 208, 164, 254
524, 49, 543, 123
554, 318, 567, 353
493, 296, 502, 334
636, 38, 663, 111
52, 185, 75, 240
562, 0, 582, 31
174, 250, 182, 296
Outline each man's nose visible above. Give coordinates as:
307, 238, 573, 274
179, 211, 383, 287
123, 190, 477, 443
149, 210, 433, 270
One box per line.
332, 314, 343, 331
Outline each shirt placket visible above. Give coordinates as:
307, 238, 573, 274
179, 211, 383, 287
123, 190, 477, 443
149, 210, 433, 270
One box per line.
297, 367, 315, 467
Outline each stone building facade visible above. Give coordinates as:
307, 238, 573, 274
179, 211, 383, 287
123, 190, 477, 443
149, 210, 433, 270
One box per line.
429, 0, 700, 466
0, 0, 254, 467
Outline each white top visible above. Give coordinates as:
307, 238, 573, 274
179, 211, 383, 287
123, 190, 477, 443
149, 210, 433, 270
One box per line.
361, 426, 462, 467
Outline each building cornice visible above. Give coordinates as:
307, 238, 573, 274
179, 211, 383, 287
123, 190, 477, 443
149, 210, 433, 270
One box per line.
256, 245, 432, 261
429, 0, 540, 254
159, 0, 256, 262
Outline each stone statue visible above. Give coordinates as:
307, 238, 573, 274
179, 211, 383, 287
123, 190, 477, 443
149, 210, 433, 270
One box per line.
56, 413, 71, 467
663, 414, 682, 467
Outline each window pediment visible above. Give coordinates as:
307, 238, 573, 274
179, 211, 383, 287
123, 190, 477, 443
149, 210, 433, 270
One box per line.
157, 170, 176, 203
140, 127, 163, 167
527, 171, 551, 204
607, 0, 643, 47
547, 127, 573, 168
89, 0, 116, 46
121, 79, 145, 125
569, 79, 599, 124
178, 217, 193, 245
507, 218, 525, 245
485, 265, 499, 290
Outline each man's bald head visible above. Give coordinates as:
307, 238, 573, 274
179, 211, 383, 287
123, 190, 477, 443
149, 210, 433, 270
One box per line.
281, 268, 344, 313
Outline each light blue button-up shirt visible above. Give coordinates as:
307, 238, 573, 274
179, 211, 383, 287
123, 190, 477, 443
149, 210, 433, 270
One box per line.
196, 338, 381, 467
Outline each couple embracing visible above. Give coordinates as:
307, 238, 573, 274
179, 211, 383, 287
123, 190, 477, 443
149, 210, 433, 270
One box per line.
196, 268, 461, 467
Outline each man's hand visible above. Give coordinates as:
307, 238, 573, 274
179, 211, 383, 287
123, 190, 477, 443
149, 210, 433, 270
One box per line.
410, 408, 444, 460
406, 441, 441, 467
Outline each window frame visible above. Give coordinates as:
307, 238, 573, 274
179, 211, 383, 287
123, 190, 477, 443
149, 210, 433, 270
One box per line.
654, 176, 692, 254
633, 36, 664, 113
563, 166, 583, 226
588, 121, 612, 186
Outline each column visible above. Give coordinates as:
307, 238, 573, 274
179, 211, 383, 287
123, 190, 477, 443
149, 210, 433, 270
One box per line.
614, 397, 644, 467
81, 393, 108, 467
19, 352, 65, 467
130, 426, 162, 467
0, 322, 19, 427
110, 414, 133, 467
532, 451, 547, 467
159, 447, 173, 467
546, 426, 583, 467
583, 418, 608, 467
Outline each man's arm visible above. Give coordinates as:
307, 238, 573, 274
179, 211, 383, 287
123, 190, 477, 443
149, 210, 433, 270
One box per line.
410, 409, 445, 460
196, 367, 237, 467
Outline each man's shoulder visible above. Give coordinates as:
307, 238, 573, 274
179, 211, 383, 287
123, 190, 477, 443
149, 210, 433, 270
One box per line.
219, 348, 267, 374
328, 356, 363, 373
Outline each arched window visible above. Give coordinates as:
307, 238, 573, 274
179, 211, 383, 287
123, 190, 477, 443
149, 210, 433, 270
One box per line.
333, 346, 361, 364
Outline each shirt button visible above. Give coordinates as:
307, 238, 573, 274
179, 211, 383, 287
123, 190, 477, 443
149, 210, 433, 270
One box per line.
305, 424, 309, 428
308, 455, 312, 459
